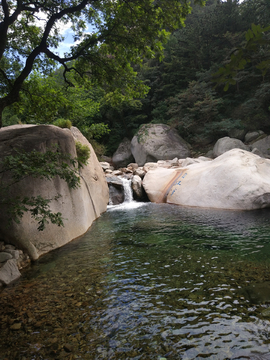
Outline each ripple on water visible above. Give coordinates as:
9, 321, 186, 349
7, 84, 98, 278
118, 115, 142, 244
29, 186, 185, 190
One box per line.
1, 203, 270, 359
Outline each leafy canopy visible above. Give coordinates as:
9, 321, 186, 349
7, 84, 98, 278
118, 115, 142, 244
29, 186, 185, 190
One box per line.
0, 0, 205, 126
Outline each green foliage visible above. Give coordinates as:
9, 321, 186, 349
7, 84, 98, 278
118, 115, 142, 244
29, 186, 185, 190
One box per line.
89, 139, 107, 161
75, 142, 91, 167
82, 123, 110, 140
7, 195, 64, 232
0, 0, 205, 126
214, 24, 270, 90
0, 148, 82, 231
167, 81, 242, 143
53, 118, 72, 129
13, 72, 68, 124
116, 0, 270, 149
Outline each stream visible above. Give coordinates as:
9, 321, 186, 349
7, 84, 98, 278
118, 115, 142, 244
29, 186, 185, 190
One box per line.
1, 201, 270, 359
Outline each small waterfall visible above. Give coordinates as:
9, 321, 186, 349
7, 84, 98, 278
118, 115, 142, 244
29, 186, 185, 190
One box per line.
121, 178, 133, 203
108, 176, 146, 210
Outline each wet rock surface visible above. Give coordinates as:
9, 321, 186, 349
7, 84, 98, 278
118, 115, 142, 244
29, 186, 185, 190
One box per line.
0, 233, 110, 360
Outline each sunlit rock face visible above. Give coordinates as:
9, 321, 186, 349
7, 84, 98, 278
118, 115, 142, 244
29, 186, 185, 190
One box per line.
131, 124, 191, 166
143, 149, 270, 210
213, 137, 250, 158
0, 125, 109, 260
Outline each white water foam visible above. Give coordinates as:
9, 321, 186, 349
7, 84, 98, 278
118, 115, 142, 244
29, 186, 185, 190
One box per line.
108, 177, 147, 211
107, 201, 147, 211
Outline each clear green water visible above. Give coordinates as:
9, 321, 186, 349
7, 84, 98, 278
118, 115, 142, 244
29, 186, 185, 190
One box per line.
2, 203, 270, 359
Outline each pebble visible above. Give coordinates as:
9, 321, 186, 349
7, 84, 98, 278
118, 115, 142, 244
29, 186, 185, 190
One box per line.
63, 343, 73, 352
4, 249, 20, 259
0, 252, 13, 263
10, 322, 22, 330
5, 244, 15, 250
0, 241, 31, 287
261, 308, 270, 317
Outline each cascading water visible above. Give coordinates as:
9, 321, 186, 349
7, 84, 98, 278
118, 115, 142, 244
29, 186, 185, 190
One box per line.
121, 177, 133, 203
108, 176, 146, 210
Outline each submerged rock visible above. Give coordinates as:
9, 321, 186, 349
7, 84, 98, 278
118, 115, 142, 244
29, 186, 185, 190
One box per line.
143, 148, 270, 210
240, 282, 270, 304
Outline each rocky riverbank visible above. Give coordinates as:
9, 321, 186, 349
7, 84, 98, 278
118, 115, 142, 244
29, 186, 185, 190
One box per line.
0, 242, 30, 287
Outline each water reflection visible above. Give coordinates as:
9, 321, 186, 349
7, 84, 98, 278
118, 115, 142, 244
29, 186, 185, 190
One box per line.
1, 203, 270, 359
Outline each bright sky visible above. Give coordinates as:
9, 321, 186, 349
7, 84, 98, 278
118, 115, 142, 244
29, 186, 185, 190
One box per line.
50, 0, 245, 57
34, 13, 93, 58
54, 21, 94, 57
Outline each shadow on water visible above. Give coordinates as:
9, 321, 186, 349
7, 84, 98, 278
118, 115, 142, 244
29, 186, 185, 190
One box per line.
1, 203, 270, 359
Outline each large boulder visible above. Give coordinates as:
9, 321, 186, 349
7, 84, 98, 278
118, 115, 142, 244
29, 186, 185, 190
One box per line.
131, 124, 191, 166
250, 135, 270, 157
245, 130, 264, 143
213, 136, 250, 157
0, 125, 109, 260
112, 138, 134, 168
143, 149, 270, 210
213, 137, 250, 157
228, 128, 247, 141
131, 175, 144, 200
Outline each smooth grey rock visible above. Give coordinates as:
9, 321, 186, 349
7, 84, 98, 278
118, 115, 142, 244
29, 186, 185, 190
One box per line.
134, 168, 146, 179
5, 244, 15, 250
205, 150, 214, 158
112, 170, 123, 176
106, 176, 124, 205
228, 128, 247, 141
0, 259, 21, 285
143, 148, 270, 210
245, 130, 264, 143
4, 249, 20, 259
251, 147, 264, 157
143, 162, 158, 173
0, 252, 13, 262
108, 186, 124, 205
251, 135, 270, 157
213, 137, 250, 158
157, 160, 174, 168
132, 175, 143, 200
181, 157, 212, 167
112, 138, 134, 168
127, 163, 139, 171
100, 162, 112, 171
131, 124, 191, 166
182, 158, 202, 167
0, 125, 109, 260
106, 176, 123, 188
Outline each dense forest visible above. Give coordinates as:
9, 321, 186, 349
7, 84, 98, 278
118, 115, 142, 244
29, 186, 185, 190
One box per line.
3, 0, 270, 156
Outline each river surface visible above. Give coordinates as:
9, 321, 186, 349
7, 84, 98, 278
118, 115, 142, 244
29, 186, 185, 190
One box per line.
2, 202, 270, 359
